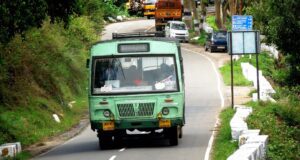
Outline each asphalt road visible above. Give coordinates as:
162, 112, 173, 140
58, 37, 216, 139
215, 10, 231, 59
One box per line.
36, 19, 223, 160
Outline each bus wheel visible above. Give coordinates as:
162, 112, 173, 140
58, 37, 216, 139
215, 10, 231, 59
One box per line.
114, 130, 125, 148
166, 126, 179, 146
147, 16, 150, 19
99, 134, 113, 150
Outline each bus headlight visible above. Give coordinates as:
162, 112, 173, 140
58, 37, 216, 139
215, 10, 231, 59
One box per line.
162, 107, 170, 115
103, 110, 111, 117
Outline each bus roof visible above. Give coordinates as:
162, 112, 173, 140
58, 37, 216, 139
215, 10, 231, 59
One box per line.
91, 37, 180, 57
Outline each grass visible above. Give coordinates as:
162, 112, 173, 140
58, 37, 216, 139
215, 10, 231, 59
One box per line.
219, 59, 252, 86
219, 52, 276, 86
197, 30, 207, 46
3, 151, 32, 160
211, 107, 238, 160
0, 95, 87, 147
246, 101, 300, 160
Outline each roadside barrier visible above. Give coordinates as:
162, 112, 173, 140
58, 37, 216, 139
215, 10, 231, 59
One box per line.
228, 105, 269, 160
0, 142, 22, 159
241, 62, 276, 102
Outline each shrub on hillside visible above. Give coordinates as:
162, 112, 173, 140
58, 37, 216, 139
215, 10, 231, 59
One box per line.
0, 18, 93, 107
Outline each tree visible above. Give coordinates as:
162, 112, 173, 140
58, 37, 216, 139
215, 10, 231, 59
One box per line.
247, 0, 300, 85
0, 0, 83, 43
0, 0, 47, 43
215, 0, 223, 29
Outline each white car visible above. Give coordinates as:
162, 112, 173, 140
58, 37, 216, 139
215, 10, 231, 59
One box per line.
165, 21, 189, 43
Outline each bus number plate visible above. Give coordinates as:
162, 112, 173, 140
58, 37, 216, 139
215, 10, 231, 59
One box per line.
102, 121, 115, 131
159, 119, 171, 128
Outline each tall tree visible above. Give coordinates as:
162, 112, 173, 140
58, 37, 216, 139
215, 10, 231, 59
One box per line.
215, 0, 223, 29
191, 0, 200, 35
247, 0, 300, 85
0, 0, 47, 43
228, 0, 237, 15
0, 0, 83, 43
183, 0, 192, 29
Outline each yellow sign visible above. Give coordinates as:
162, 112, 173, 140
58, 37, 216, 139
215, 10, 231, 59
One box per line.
102, 121, 115, 131
159, 119, 171, 128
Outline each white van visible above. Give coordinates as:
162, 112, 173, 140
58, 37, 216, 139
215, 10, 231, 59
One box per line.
165, 21, 189, 43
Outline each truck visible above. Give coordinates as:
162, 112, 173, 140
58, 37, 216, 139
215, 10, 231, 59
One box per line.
87, 32, 185, 149
143, 0, 157, 19
155, 0, 183, 31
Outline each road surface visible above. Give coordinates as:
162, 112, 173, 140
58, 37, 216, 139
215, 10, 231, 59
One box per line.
36, 19, 223, 160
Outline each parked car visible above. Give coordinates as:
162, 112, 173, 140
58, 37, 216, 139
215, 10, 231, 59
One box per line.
165, 21, 189, 43
205, 30, 227, 52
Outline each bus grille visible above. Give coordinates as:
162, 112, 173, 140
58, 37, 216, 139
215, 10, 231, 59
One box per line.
117, 103, 155, 118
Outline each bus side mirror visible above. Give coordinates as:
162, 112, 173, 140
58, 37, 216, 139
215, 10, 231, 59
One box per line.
86, 59, 90, 68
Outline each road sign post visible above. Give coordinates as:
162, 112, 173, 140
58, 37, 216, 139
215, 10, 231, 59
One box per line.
228, 15, 260, 108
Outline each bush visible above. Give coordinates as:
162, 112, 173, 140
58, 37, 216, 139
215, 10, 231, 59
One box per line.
206, 15, 218, 31
247, 101, 300, 160
0, 17, 94, 146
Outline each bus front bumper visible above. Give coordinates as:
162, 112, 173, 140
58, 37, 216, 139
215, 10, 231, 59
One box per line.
91, 118, 184, 131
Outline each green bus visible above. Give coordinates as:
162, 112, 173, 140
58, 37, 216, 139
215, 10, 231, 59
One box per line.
87, 32, 185, 149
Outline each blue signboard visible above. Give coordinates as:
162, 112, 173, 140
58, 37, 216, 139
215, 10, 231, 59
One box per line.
232, 15, 253, 31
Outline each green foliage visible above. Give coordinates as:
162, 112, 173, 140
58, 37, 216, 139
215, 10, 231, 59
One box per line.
247, 101, 300, 160
0, 0, 47, 43
212, 108, 238, 160
206, 15, 218, 31
0, 19, 89, 106
0, 0, 126, 148
246, 0, 300, 86
0, 0, 83, 43
197, 31, 207, 46
102, 0, 127, 18
219, 52, 278, 86
272, 86, 300, 126
46, 0, 83, 25
0, 96, 87, 146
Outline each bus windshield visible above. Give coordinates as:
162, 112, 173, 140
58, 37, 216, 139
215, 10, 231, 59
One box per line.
144, 0, 157, 4
92, 56, 178, 94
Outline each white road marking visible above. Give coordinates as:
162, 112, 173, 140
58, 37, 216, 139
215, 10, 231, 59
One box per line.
182, 47, 225, 160
119, 148, 126, 152
109, 155, 117, 160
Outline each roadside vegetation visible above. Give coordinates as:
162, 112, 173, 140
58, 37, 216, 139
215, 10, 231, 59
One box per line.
211, 108, 237, 160
0, 0, 127, 157
210, 0, 299, 159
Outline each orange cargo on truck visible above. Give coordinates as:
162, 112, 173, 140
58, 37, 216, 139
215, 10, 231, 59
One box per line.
155, 0, 183, 31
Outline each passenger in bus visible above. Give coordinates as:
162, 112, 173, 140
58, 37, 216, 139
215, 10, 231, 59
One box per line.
123, 65, 141, 86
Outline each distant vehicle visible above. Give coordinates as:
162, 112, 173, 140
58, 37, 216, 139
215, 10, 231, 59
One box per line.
87, 32, 185, 149
205, 30, 227, 52
126, 0, 144, 15
155, 0, 183, 31
143, 0, 157, 19
165, 21, 189, 43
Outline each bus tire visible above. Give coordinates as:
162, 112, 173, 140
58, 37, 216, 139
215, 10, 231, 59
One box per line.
114, 130, 125, 148
99, 134, 113, 150
167, 126, 179, 146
